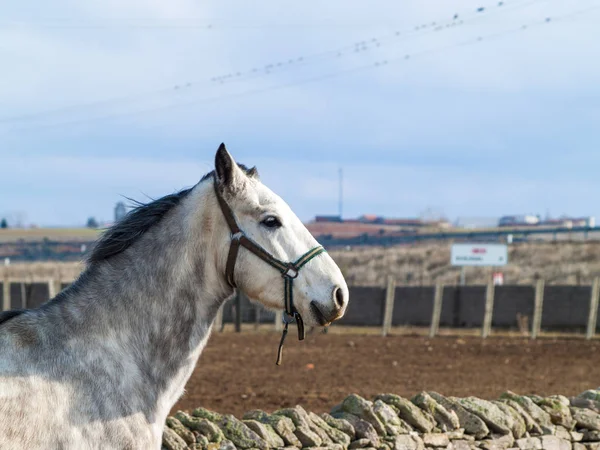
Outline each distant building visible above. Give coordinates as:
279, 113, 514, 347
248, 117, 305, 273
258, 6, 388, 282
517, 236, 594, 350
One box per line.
541, 218, 573, 228
426, 219, 453, 229
382, 218, 424, 227
359, 214, 384, 224
310, 214, 449, 230
499, 214, 595, 229
498, 215, 540, 227
570, 217, 596, 227
539, 216, 595, 228
314, 215, 342, 223
114, 202, 127, 223
454, 217, 500, 229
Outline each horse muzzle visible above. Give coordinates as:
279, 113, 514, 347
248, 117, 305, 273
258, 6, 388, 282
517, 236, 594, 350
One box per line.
310, 300, 345, 326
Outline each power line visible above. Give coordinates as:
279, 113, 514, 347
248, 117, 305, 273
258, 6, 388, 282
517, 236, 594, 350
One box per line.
0, 20, 518, 30
206, 0, 545, 85
0, 4, 543, 31
0, 20, 409, 30
339, 167, 344, 219
0, 0, 550, 126
4, 1, 599, 132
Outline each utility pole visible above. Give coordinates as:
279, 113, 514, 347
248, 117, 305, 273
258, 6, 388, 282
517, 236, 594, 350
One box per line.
338, 167, 343, 219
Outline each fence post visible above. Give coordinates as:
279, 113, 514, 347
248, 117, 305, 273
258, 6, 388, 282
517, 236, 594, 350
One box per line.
2, 272, 9, 311
254, 305, 261, 330
382, 275, 396, 336
274, 310, 283, 332
20, 282, 27, 309
429, 283, 443, 338
53, 279, 62, 299
532, 279, 545, 339
587, 277, 600, 340
214, 304, 223, 332
47, 278, 57, 300
235, 291, 242, 333
482, 281, 495, 338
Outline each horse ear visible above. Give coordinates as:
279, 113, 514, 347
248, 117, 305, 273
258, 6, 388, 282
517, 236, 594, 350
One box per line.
215, 143, 240, 187
246, 166, 259, 180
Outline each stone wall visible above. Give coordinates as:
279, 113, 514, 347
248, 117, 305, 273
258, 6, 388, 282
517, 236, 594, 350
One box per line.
162, 388, 600, 450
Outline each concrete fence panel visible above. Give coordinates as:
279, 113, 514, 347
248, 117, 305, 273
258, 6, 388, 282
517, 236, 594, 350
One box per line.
2, 281, 600, 334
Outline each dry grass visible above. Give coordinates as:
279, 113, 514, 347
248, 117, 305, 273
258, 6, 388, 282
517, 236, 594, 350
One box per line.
329, 240, 600, 286
0, 228, 100, 243
1, 262, 83, 281
5, 240, 600, 287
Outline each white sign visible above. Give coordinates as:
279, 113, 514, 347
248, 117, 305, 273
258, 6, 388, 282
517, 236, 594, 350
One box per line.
451, 243, 508, 266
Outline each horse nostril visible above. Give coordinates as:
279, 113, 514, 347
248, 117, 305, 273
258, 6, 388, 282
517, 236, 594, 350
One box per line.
334, 287, 345, 310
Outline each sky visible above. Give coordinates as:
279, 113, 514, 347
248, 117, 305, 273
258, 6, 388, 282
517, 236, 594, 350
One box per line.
1, 0, 600, 226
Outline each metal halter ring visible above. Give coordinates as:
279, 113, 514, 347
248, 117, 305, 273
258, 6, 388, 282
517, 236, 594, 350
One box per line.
283, 265, 299, 279
282, 311, 296, 324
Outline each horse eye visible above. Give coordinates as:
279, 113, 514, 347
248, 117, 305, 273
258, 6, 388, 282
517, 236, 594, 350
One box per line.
261, 216, 282, 228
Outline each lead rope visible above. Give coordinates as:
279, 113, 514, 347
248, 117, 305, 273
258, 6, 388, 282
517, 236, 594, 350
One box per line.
274, 247, 324, 365
275, 321, 289, 365
275, 311, 305, 365
275, 275, 298, 365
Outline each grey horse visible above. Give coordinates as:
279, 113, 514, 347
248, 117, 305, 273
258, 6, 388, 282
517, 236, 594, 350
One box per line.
0, 144, 348, 449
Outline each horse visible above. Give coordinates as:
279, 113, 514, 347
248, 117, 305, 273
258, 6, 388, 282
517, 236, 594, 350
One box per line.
0, 144, 349, 449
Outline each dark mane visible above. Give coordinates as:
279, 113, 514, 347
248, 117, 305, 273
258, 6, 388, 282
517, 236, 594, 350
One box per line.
88, 163, 256, 265
88, 188, 193, 264
0, 309, 27, 329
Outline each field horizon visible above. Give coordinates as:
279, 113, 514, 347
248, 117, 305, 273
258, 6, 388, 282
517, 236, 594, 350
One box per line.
2, 227, 600, 286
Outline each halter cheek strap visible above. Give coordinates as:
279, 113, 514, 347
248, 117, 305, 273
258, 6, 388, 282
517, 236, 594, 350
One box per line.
214, 181, 326, 365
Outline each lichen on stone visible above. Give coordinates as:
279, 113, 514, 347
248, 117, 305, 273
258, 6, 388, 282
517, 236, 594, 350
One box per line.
192, 407, 224, 423
175, 411, 224, 443
243, 419, 285, 448
341, 394, 387, 436
321, 412, 356, 440
216, 414, 269, 450
162, 388, 600, 450
412, 392, 460, 432
428, 392, 489, 439
166, 416, 196, 445
308, 410, 352, 445
374, 393, 435, 433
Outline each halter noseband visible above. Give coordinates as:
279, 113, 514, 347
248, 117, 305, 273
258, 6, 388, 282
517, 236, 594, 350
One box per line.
214, 181, 326, 365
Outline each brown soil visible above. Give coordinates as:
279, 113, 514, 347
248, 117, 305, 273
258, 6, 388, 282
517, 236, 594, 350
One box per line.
172, 331, 599, 417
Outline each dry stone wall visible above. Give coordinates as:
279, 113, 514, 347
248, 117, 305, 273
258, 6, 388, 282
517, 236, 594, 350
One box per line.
162, 389, 600, 450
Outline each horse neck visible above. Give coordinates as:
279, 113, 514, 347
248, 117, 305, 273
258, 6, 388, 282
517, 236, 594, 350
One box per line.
52, 184, 233, 421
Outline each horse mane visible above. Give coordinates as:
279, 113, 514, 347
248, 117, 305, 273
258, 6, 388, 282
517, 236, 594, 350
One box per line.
0, 309, 27, 326
88, 163, 255, 265
87, 188, 193, 264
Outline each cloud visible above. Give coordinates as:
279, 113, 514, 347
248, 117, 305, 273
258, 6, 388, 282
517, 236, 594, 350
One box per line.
4, 0, 599, 131
2, 0, 600, 225
2, 152, 599, 226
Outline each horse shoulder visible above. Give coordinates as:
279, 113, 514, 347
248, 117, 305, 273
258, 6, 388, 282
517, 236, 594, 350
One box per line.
0, 311, 41, 349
